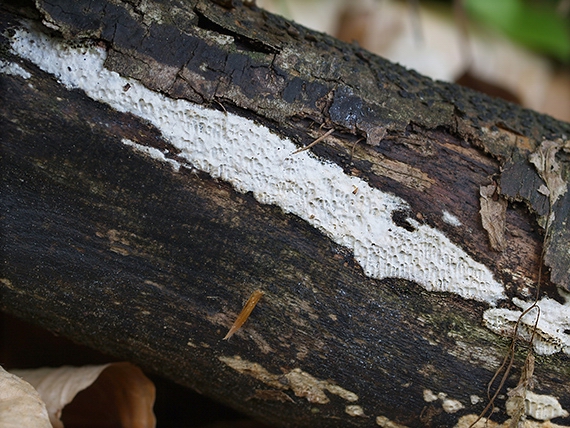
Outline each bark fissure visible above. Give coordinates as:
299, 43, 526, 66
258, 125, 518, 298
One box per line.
31, 0, 570, 290
2, 1, 570, 427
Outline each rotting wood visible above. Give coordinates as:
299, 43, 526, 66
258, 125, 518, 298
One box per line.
27, 0, 570, 290
1, 1, 570, 427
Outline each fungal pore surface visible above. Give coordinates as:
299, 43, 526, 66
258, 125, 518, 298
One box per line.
8, 26, 506, 308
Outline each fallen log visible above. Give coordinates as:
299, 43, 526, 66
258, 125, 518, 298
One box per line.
1, 1, 570, 427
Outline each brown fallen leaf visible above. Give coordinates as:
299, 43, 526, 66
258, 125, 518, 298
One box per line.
12, 362, 156, 428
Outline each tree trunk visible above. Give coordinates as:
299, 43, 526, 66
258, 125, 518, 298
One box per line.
2, 1, 570, 427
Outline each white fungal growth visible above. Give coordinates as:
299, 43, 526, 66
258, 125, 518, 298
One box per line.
506, 391, 569, 421
423, 389, 438, 402
122, 139, 181, 172
345, 405, 365, 417
483, 296, 570, 355
0, 59, 31, 79
442, 397, 464, 414
376, 415, 409, 427
470, 395, 482, 405
442, 210, 462, 227
424, 390, 464, 414
9, 26, 506, 305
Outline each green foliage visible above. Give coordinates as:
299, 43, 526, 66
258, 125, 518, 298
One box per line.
463, 0, 570, 62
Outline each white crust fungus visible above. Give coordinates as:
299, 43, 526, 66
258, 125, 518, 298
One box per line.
345, 404, 365, 417
376, 415, 409, 427
218, 356, 358, 405
423, 389, 438, 402
424, 389, 465, 414
442, 210, 462, 227
442, 397, 465, 414
9, 26, 506, 305
0, 59, 31, 79
506, 390, 569, 421
483, 296, 570, 356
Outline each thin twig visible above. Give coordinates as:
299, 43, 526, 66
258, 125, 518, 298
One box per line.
349, 137, 365, 163
215, 99, 227, 114
292, 128, 335, 154
469, 304, 538, 427
469, 204, 550, 428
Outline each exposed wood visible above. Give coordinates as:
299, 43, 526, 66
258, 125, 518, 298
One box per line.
1, 1, 570, 427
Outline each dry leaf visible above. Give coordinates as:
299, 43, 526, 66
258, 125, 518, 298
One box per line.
479, 184, 508, 251
0, 365, 52, 428
12, 362, 156, 428
529, 139, 568, 209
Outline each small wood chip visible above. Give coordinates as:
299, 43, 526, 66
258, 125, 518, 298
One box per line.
223, 290, 264, 340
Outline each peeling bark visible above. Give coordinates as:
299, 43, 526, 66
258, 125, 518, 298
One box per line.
29, 0, 570, 292
2, 1, 570, 427
479, 184, 508, 252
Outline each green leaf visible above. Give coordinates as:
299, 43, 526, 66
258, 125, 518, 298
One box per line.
464, 0, 570, 62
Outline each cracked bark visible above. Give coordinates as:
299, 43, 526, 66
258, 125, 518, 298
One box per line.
1, 1, 570, 427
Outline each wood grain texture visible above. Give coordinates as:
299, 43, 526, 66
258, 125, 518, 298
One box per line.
1, 2, 570, 427
30, 0, 570, 292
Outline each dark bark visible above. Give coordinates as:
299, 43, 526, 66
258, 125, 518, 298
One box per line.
1, 1, 570, 427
